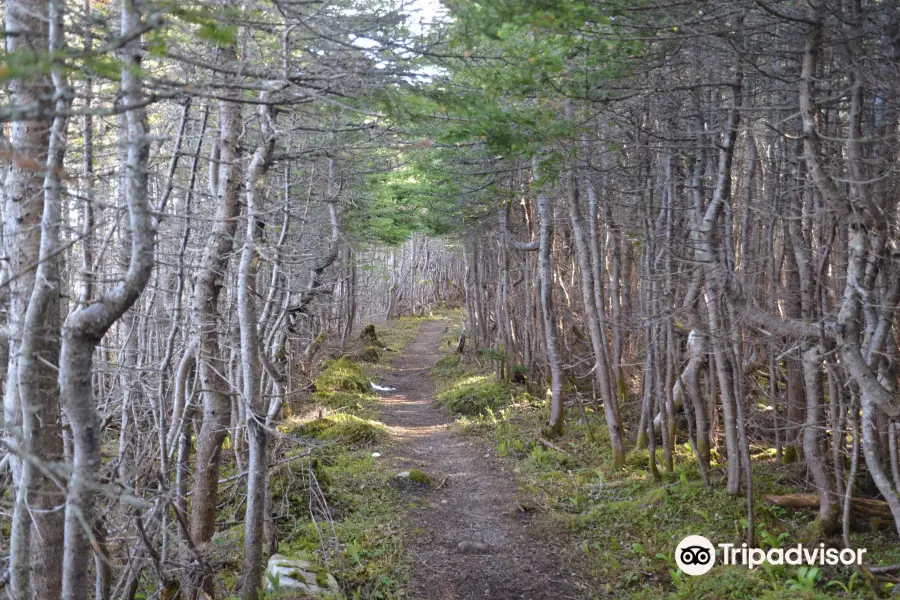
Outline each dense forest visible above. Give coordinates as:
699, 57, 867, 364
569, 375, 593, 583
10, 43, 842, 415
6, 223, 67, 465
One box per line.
3, 0, 900, 598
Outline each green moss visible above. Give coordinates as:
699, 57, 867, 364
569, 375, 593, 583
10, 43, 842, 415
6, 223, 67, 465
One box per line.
360, 323, 381, 345
315, 569, 331, 588
267, 453, 332, 521
220, 570, 238, 593
616, 375, 628, 402
311, 357, 379, 413
358, 345, 381, 363
300, 413, 388, 445
437, 375, 512, 416
278, 447, 408, 599
315, 358, 370, 395
408, 468, 431, 486
782, 446, 799, 465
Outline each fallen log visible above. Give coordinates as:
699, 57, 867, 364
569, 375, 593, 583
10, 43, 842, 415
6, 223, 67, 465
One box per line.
763, 493, 893, 519
537, 436, 567, 455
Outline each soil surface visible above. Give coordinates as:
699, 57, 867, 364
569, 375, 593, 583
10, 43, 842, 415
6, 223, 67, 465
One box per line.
376, 319, 582, 600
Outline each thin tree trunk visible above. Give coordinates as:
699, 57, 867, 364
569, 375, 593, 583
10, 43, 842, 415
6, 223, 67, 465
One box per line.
61, 2, 155, 594
565, 122, 625, 465
9, 0, 67, 593
534, 157, 564, 437
189, 44, 243, 598
239, 103, 276, 600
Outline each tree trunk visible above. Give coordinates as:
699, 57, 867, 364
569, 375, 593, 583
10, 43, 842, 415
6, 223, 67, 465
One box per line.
9, 0, 66, 594
534, 158, 564, 437
190, 45, 243, 598
239, 103, 276, 600
565, 130, 625, 465
61, 2, 155, 594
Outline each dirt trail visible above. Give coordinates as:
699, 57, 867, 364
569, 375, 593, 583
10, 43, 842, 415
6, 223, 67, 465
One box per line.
377, 319, 582, 600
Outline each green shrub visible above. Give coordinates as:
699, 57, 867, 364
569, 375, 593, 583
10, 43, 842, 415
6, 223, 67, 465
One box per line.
437, 375, 511, 416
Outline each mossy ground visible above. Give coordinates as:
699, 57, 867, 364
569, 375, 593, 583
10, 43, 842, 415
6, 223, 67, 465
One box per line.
273, 446, 408, 599
256, 313, 457, 599
436, 374, 515, 416
432, 324, 898, 599
376, 312, 444, 351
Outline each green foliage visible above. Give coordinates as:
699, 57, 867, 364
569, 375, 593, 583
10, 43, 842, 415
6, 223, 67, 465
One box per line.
786, 566, 820, 592
354, 0, 651, 243
167, 4, 239, 45
527, 444, 569, 471
825, 571, 869, 596
759, 528, 790, 550
344, 158, 461, 245
673, 566, 767, 600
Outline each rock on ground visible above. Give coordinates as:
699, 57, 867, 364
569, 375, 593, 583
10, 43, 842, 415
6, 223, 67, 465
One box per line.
264, 554, 341, 598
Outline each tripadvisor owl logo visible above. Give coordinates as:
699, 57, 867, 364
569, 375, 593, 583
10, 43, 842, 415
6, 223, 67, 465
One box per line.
673, 534, 869, 576
675, 535, 716, 576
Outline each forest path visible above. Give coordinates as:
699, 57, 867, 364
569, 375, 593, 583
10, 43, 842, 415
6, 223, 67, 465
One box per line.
376, 318, 581, 600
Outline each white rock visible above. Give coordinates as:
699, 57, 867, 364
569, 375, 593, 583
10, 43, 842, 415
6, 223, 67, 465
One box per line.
396, 471, 411, 478
265, 554, 341, 598
371, 452, 381, 458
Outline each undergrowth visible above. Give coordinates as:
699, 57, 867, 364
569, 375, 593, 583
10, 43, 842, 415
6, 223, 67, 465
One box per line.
436, 374, 514, 416
259, 313, 456, 599
296, 413, 389, 445
315, 357, 371, 395
431, 325, 898, 599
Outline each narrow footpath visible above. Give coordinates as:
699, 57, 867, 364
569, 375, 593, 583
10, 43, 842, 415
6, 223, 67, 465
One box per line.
377, 319, 582, 600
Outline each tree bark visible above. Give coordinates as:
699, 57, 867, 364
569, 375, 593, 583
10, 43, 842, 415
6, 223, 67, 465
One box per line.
9, 0, 66, 594
534, 157, 564, 437
189, 42, 243, 599
61, 0, 155, 594
239, 102, 276, 600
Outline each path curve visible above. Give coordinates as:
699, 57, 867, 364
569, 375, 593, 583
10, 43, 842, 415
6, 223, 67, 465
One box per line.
377, 319, 581, 600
